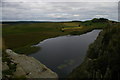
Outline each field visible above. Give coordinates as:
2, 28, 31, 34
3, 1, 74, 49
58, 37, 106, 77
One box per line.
2, 19, 110, 54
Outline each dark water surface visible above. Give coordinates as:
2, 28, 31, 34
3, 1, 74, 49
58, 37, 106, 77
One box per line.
29, 30, 101, 77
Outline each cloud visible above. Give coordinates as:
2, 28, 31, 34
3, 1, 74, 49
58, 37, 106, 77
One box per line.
2, 0, 119, 2
73, 14, 80, 17
1, 2, 118, 21
93, 15, 109, 18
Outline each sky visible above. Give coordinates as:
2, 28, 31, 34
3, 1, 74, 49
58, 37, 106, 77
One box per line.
1, 0, 119, 21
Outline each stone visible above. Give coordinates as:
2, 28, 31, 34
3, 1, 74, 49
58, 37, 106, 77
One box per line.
5, 49, 58, 78
2, 62, 9, 71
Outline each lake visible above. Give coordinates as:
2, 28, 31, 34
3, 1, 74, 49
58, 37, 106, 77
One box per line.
29, 30, 101, 78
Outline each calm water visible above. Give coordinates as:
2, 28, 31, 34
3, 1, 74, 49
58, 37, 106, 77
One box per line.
29, 30, 101, 77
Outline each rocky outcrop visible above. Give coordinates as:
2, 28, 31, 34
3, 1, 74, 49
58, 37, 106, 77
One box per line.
5, 49, 58, 78
69, 24, 120, 79
2, 62, 9, 71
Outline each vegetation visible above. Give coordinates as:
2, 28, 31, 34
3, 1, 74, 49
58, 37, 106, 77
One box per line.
3, 22, 68, 54
2, 18, 120, 79
69, 22, 120, 79
3, 18, 111, 54
2, 52, 17, 78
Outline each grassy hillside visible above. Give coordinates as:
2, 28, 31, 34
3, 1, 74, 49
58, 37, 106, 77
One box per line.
2, 18, 114, 54
69, 22, 120, 79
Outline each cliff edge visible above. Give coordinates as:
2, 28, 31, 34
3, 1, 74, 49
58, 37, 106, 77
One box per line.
3, 49, 58, 79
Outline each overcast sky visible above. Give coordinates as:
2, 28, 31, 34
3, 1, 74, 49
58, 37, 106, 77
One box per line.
1, 0, 119, 21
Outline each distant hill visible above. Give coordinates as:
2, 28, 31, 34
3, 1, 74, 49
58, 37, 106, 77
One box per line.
2, 18, 118, 24
2, 21, 54, 24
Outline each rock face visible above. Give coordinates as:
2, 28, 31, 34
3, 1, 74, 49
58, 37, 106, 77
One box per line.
5, 49, 58, 78
2, 62, 9, 71
69, 24, 120, 79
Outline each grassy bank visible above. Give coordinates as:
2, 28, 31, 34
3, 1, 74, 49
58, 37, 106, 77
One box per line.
3, 22, 68, 54
3, 18, 114, 54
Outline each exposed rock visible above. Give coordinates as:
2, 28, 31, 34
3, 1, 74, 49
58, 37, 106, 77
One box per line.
2, 62, 9, 71
6, 49, 58, 78
0, 57, 2, 79
13, 64, 26, 77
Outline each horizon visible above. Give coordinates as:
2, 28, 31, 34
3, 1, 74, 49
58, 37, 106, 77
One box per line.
1, 18, 119, 22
